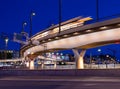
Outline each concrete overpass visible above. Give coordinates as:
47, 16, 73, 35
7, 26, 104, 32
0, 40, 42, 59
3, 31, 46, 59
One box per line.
21, 16, 120, 69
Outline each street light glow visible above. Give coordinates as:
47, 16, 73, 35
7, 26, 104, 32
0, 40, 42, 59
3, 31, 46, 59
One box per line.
98, 49, 101, 52
5, 38, 9, 43
30, 12, 36, 37
23, 22, 27, 26
106, 55, 109, 57
32, 12, 35, 16
5, 37, 9, 60
5, 37, 9, 46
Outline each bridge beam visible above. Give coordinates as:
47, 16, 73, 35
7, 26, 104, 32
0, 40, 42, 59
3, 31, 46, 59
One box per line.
72, 49, 86, 69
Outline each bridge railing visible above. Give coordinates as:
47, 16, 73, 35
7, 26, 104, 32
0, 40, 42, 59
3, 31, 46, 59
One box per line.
38, 15, 120, 43
86, 13, 120, 24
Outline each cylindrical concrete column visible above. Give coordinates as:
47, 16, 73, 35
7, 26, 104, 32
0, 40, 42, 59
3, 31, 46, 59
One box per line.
30, 60, 34, 70
27, 54, 37, 70
41, 61, 44, 69
54, 61, 57, 69
26, 61, 30, 68
72, 49, 86, 69
77, 56, 84, 69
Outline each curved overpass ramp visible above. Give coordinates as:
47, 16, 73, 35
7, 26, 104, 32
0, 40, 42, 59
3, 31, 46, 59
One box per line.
21, 17, 120, 69
22, 17, 120, 56
24, 28, 120, 57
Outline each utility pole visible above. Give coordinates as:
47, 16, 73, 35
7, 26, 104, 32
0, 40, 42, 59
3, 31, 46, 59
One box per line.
19, 22, 27, 57
58, 0, 62, 33
96, 0, 99, 21
29, 11, 35, 37
5, 37, 9, 59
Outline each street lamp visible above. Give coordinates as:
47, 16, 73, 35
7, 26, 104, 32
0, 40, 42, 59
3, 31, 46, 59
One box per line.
107, 48, 116, 68
58, 0, 62, 33
97, 49, 101, 68
96, 0, 99, 21
21, 22, 27, 33
5, 37, 9, 59
19, 22, 27, 57
98, 49, 101, 52
29, 11, 35, 37
5, 37, 9, 48
23, 22, 27, 30
89, 51, 92, 68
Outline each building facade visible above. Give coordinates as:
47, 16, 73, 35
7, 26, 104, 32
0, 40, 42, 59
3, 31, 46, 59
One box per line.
0, 50, 19, 59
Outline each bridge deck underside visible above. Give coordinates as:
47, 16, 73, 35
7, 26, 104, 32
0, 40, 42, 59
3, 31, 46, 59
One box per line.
24, 27, 120, 57
22, 17, 120, 57
28, 40, 118, 58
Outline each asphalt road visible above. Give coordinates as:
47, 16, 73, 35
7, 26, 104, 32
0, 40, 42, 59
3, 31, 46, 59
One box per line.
0, 76, 120, 89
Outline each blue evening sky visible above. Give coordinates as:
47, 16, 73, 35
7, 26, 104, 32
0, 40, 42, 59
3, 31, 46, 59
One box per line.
0, 0, 120, 59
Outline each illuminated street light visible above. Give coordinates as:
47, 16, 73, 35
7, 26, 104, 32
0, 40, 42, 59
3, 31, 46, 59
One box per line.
106, 55, 109, 58
97, 48, 101, 68
5, 37, 9, 59
32, 12, 35, 16
29, 11, 36, 37
23, 22, 27, 26
58, 0, 62, 33
21, 22, 27, 33
19, 22, 27, 57
5, 37, 9, 46
98, 49, 101, 52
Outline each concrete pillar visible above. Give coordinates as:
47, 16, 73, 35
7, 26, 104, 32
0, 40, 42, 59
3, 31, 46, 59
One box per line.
41, 61, 44, 69
26, 61, 29, 68
72, 49, 86, 69
29, 60, 35, 70
25, 57, 30, 68
54, 61, 57, 69
27, 54, 37, 70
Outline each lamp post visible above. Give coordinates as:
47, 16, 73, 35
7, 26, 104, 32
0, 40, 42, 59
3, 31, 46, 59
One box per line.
22, 22, 27, 33
97, 49, 101, 68
96, 0, 99, 21
98, 49, 101, 52
29, 11, 35, 37
90, 51, 92, 69
107, 48, 116, 68
106, 55, 110, 68
19, 22, 27, 58
58, 0, 62, 33
5, 37, 9, 59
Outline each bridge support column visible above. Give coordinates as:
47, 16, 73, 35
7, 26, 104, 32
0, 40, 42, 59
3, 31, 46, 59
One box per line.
27, 54, 37, 70
54, 61, 57, 69
72, 49, 86, 69
41, 61, 44, 69
26, 61, 30, 68
25, 57, 30, 68
29, 59, 35, 70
